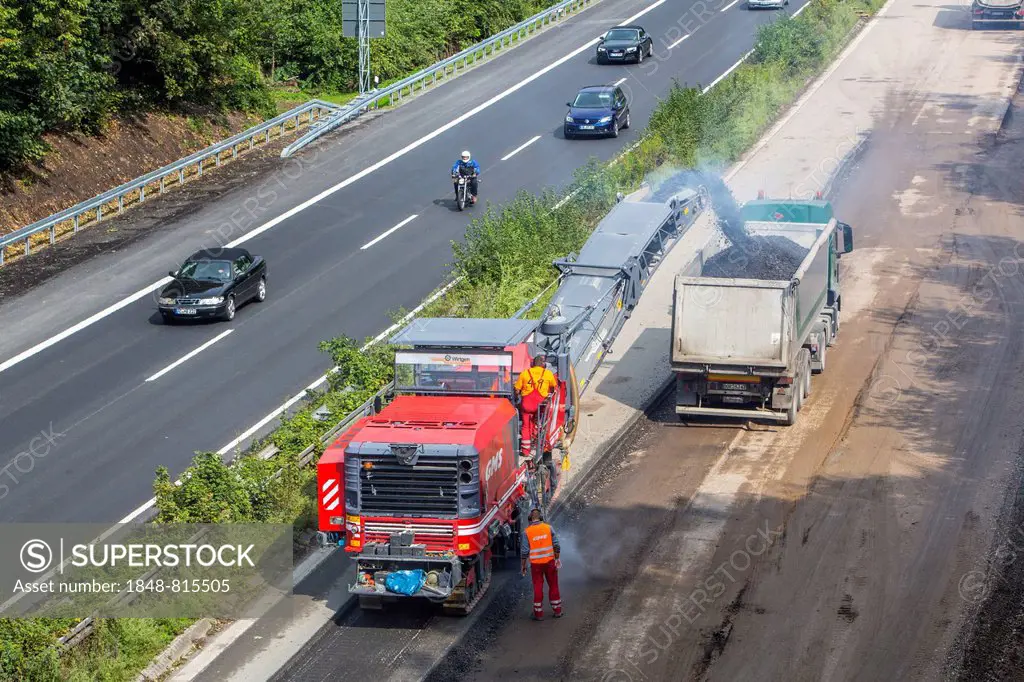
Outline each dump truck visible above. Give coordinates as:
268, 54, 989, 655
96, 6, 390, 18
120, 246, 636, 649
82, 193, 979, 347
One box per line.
671, 198, 853, 425
317, 184, 709, 614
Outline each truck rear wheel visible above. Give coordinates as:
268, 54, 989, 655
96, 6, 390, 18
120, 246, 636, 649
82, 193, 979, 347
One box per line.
783, 394, 798, 425
803, 361, 811, 399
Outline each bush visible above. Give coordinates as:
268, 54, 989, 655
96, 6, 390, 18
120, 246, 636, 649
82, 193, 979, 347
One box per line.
30, 3, 884, 681
0, 112, 48, 169
0, 0, 554, 170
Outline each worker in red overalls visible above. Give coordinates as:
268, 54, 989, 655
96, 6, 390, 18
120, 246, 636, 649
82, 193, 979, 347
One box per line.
521, 507, 562, 620
514, 355, 557, 458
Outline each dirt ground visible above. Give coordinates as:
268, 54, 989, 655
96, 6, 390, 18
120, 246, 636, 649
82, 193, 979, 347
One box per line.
0, 109, 262, 232
426, 32, 1024, 682
0, 110, 381, 306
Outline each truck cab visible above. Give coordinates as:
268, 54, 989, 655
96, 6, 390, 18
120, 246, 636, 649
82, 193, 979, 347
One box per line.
317, 319, 567, 613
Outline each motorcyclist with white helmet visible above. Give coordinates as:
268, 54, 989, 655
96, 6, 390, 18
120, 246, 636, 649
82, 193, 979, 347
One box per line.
451, 150, 481, 204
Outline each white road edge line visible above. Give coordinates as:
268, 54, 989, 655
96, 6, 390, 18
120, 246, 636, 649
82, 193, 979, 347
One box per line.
702, 50, 754, 94
171, 1, 900, 676
116, 276, 464, 525
613, 76, 628, 87
668, 34, 691, 49
0, 0, 669, 378
501, 135, 542, 161
360, 214, 418, 250
166, 546, 336, 682
793, 1, 809, 15
145, 330, 234, 382
720, 0, 740, 11
0, 0, 888, 630
124, 0, 904, 674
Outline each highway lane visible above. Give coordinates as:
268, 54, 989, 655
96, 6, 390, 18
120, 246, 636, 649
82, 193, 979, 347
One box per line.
0, 0, 806, 524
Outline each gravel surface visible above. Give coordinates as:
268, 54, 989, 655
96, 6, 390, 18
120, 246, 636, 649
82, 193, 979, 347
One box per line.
700, 235, 808, 280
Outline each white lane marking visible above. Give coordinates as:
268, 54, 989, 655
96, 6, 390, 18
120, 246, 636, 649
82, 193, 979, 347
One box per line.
721, 0, 740, 11
0, 0, 670, 377
0, 285, 168, 375
360, 214, 418, 250
115, 276, 465, 525
702, 50, 754, 93
724, 0, 896, 182
553, 187, 582, 211
793, 1, 809, 15
668, 34, 691, 49
145, 329, 234, 382
613, 77, 628, 87
501, 135, 542, 161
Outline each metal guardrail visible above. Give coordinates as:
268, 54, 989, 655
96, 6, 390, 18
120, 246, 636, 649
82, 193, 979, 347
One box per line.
3, 0, 596, 268
279, 0, 599, 158
1, 99, 344, 267
52, 382, 392, 655
47, 14, 751, 650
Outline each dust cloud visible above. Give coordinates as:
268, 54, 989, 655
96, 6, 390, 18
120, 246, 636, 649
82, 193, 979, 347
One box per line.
650, 165, 809, 281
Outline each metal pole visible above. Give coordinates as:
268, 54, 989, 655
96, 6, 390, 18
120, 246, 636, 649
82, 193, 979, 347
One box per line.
361, 0, 370, 93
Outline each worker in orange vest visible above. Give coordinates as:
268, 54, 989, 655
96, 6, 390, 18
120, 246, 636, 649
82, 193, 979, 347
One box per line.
520, 507, 562, 620
514, 355, 558, 457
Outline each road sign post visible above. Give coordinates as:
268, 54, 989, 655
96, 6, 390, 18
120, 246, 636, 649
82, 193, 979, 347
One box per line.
342, 0, 386, 94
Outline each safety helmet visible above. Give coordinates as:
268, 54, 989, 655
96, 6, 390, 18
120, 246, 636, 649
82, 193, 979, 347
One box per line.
461, 150, 471, 161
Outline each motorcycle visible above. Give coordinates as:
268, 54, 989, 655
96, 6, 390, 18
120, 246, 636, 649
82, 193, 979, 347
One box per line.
453, 172, 478, 211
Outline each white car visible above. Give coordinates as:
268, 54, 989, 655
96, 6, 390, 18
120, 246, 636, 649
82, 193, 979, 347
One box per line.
747, 0, 788, 8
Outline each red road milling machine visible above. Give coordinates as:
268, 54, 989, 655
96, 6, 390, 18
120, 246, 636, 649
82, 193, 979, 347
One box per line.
316, 184, 709, 614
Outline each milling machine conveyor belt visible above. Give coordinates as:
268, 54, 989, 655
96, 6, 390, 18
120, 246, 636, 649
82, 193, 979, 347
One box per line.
533, 187, 707, 394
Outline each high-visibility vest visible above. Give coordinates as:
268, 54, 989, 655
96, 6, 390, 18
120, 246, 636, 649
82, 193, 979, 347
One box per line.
516, 366, 557, 398
525, 522, 555, 563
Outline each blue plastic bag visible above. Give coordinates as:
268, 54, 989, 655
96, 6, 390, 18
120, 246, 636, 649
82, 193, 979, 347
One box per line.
385, 569, 426, 596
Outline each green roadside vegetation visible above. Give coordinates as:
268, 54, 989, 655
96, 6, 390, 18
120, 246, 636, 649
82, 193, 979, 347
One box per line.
0, 0, 554, 171
0, 0, 885, 678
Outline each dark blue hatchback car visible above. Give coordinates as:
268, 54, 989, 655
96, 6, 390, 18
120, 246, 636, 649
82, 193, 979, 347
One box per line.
564, 85, 631, 139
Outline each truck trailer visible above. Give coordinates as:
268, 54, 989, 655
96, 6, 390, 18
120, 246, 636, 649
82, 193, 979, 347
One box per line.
317, 184, 709, 614
671, 198, 853, 425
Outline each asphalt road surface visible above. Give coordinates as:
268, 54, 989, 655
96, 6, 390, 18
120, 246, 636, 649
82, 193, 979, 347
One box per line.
423, 3, 1024, 680
0, 0, 807, 524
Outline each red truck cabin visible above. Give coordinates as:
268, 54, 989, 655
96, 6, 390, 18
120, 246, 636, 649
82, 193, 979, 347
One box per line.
318, 395, 519, 556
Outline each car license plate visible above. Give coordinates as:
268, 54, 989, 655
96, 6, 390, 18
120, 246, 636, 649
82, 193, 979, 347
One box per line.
723, 396, 745, 404
579, 125, 595, 130
175, 307, 196, 315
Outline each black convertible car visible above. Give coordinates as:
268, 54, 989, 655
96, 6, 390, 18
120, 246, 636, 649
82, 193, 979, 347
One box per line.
158, 247, 266, 323
596, 25, 653, 64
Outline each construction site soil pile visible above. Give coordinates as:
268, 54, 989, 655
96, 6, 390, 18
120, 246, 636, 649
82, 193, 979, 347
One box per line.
700, 235, 808, 280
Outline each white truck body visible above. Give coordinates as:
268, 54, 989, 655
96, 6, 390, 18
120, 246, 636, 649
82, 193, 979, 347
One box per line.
671, 206, 852, 425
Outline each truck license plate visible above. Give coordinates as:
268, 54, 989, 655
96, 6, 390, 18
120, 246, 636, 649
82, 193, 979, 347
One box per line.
723, 383, 746, 391
175, 307, 197, 315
